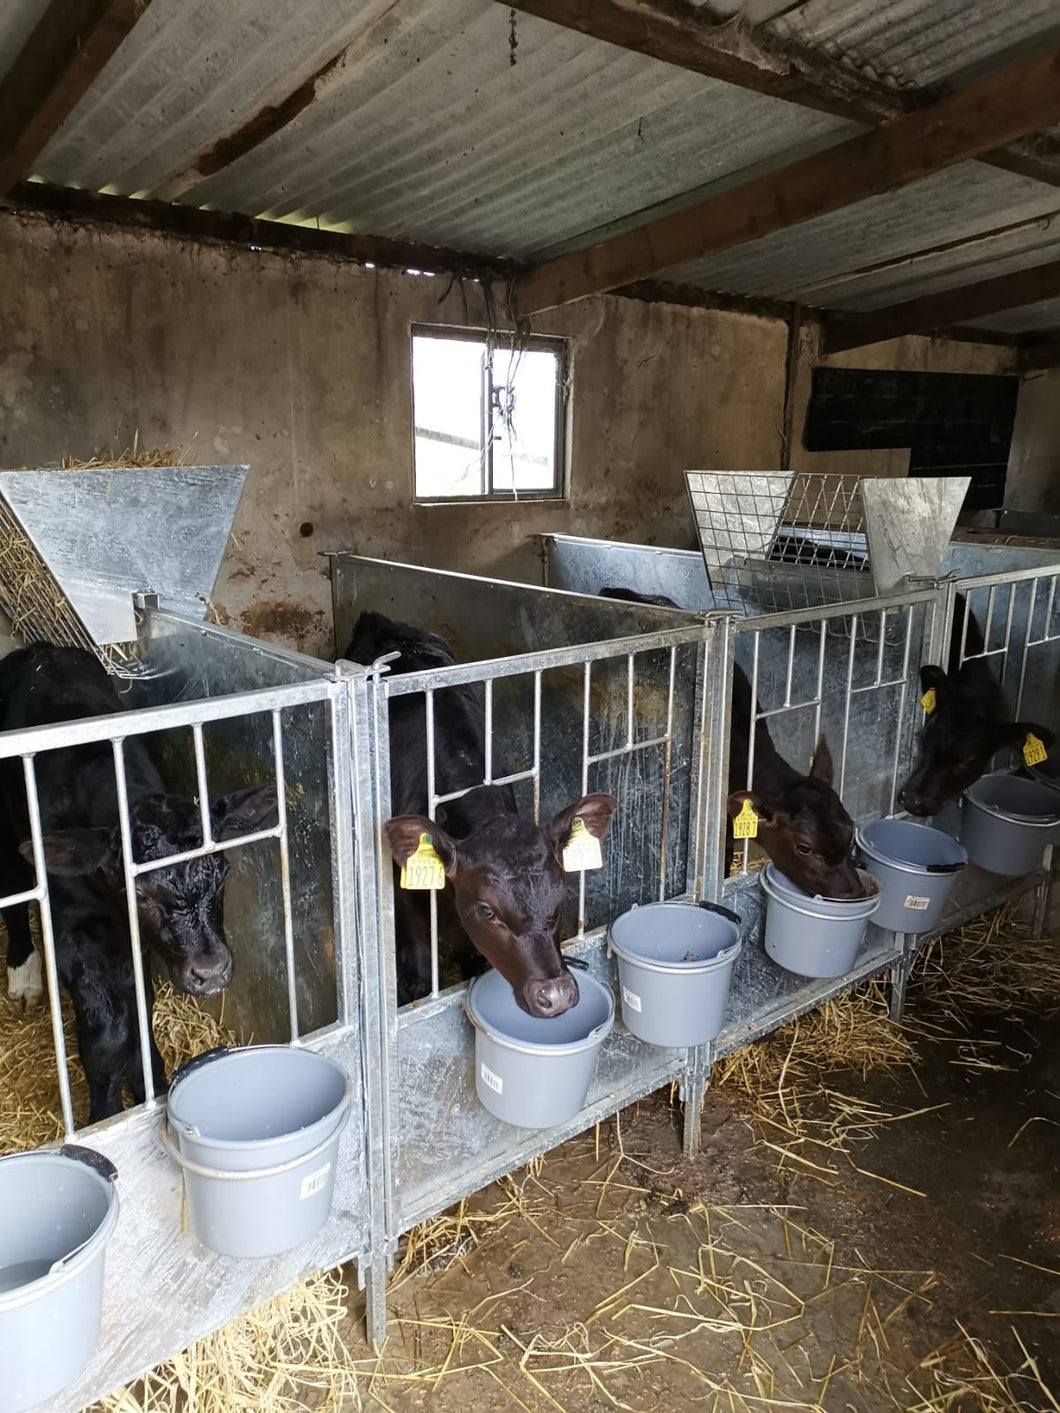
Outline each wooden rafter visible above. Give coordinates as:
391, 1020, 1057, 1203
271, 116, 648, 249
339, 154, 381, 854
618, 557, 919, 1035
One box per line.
4, 181, 513, 283
0, 0, 153, 197
513, 47, 1060, 315
820, 261, 1060, 353
505, 0, 1060, 187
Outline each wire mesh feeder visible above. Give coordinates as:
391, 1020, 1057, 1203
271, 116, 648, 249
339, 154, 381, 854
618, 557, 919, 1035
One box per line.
685, 471, 871, 617
0, 462, 248, 679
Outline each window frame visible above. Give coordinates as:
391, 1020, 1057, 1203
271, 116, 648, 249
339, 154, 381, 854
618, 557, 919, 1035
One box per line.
410, 324, 570, 504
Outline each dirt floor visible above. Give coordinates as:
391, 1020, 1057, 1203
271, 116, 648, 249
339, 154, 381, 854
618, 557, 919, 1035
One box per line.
331, 918, 1060, 1413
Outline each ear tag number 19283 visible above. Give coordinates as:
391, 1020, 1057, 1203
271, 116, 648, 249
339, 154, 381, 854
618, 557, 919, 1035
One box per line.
400, 832, 446, 891
562, 816, 603, 873
1023, 732, 1048, 768
732, 799, 759, 840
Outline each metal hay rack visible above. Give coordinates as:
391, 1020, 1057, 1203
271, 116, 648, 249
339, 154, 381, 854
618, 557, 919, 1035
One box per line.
685, 470, 971, 622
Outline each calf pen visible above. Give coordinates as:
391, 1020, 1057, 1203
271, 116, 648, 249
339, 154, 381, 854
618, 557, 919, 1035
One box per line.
3, 537, 1056, 1403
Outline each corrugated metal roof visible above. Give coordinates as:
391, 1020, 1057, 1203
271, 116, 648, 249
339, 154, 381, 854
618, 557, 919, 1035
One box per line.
970, 294, 1060, 335
661, 163, 1060, 308
763, 0, 1060, 90
0, 0, 1057, 337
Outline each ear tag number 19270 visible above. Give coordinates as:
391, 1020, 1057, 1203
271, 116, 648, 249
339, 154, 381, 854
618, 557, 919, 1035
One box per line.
732, 799, 759, 840
920, 688, 937, 714
400, 832, 446, 891
1023, 732, 1048, 768
562, 816, 603, 873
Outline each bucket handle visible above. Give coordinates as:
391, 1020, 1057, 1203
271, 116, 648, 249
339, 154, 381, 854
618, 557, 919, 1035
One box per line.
564, 956, 590, 972
697, 899, 742, 928
58, 1144, 118, 1184
169, 1046, 231, 1090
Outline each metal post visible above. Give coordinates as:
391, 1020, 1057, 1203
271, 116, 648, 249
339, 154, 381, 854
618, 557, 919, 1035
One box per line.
888, 934, 912, 1022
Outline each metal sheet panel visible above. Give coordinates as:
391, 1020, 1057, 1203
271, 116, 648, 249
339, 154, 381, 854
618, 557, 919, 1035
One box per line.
663, 162, 1060, 308
0, 0, 48, 83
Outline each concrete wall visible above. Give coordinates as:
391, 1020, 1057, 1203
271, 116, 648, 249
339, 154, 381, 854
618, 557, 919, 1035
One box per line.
0, 213, 787, 656
0, 211, 1034, 656
1005, 367, 1060, 518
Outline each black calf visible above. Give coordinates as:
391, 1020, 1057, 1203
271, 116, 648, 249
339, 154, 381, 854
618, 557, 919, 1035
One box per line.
0, 644, 276, 1124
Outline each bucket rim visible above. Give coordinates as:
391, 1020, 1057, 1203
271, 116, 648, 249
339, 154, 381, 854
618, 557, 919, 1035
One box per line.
963, 773, 1060, 828
761, 863, 881, 919
609, 931, 742, 975
856, 819, 967, 875
167, 1044, 351, 1151
0, 1152, 119, 1313
465, 971, 615, 1057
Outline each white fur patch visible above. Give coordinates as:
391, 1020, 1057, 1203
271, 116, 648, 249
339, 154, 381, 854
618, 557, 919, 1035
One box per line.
7, 950, 43, 1005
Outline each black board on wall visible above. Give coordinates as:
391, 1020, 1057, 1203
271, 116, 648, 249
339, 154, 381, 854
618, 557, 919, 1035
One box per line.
802, 367, 1020, 510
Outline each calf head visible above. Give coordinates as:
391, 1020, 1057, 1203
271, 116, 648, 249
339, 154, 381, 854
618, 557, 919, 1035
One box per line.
21, 785, 277, 995
898, 662, 1053, 817
727, 737, 863, 899
384, 793, 618, 1017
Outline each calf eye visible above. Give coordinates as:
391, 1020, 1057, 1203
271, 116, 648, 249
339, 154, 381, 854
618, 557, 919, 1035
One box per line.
473, 903, 494, 921
795, 843, 812, 857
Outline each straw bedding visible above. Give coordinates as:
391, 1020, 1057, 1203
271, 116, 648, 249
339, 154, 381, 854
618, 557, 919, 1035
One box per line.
4, 903, 1055, 1411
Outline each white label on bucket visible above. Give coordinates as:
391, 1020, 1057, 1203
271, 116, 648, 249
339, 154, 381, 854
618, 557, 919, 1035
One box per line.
903, 894, 931, 910
622, 985, 643, 1013
481, 1063, 504, 1095
299, 1162, 332, 1200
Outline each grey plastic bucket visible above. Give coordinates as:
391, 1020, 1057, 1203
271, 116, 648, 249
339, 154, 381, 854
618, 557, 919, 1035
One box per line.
164, 1045, 351, 1258
0, 1146, 119, 1413
961, 772, 1060, 876
465, 969, 614, 1129
857, 817, 967, 933
760, 863, 881, 978
608, 901, 742, 1047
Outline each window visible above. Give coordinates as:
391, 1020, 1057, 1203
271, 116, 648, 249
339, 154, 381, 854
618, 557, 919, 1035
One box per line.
412, 327, 568, 500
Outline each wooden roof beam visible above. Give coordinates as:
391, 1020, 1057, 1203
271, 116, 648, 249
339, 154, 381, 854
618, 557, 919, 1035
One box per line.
506, 0, 1060, 186
820, 260, 1060, 353
0, 0, 152, 197
512, 47, 1060, 315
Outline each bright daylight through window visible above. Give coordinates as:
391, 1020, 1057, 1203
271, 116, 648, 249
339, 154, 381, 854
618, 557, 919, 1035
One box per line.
412, 328, 567, 500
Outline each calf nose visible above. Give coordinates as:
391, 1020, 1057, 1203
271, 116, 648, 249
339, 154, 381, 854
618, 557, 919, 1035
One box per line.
898, 788, 925, 816
524, 972, 579, 1018
180, 952, 233, 995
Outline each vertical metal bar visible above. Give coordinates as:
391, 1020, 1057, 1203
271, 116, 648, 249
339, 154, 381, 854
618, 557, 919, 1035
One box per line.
983, 584, 997, 657
657, 645, 677, 901
1014, 577, 1037, 721
483, 680, 493, 785
1031, 845, 1053, 938
578, 660, 590, 933
425, 688, 440, 996
887, 606, 915, 815
350, 665, 395, 1349
191, 724, 213, 846
783, 624, 796, 709
813, 618, 826, 746
838, 613, 858, 797
532, 670, 542, 825
271, 710, 300, 1042
110, 739, 158, 1106
626, 654, 635, 750
874, 608, 888, 687
745, 630, 762, 873
21, 755, 76, 1136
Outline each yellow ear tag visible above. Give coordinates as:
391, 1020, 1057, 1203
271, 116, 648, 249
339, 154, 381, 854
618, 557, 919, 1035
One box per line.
400, 832, 446, 891
920, 688, 937, 714
1023, 732, 1048, 767
732, 799, 759, 840
562, 816, 603, 873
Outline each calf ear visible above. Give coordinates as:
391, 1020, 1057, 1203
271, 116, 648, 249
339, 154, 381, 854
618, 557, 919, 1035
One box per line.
19, 828, 114, 876
383, 815, 458, 875
212, 784, 279, 840
726, 789, 775, 828
919, 663, 951, 695
546, 793, 618, 848
997, 720, 1055, 752
808, 735, 835, 786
